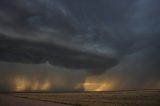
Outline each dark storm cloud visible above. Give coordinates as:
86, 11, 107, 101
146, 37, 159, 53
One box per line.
85, 0, 160, 89
0, 0, 120, 75
0, 0, 160, 76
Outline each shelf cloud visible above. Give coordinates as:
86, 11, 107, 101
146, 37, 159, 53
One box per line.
0, 0, 160, 91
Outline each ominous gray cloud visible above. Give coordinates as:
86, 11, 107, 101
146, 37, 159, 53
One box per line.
0, 0, 160, 91
86, 47, 160, 90
0, 0, 120, 75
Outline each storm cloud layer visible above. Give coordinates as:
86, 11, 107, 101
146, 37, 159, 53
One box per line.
0, 0, 122, 75
0, 0, 160, 91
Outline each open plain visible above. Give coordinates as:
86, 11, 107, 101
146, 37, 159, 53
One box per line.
0, 90, 160, 106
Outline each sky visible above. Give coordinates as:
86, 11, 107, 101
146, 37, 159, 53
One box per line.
0, 0, 160, 92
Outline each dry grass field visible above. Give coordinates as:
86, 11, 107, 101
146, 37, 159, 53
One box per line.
0, 94, 72, 106
11, 90, 160, 106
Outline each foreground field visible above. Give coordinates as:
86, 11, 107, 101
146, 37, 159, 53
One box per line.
0, 94, 72, 106
12, 90, 160, 106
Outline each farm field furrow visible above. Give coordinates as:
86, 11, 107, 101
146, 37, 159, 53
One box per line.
11, 90, 160, 106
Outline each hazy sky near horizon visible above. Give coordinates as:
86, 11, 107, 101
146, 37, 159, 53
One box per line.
0, 0, 160, 91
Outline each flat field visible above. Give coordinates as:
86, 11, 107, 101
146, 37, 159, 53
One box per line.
0, 94, 72, 106
9, 90, 160, 106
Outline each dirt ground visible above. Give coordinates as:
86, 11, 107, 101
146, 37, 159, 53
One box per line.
0, 94, 73, 106
11, 90, 160, 106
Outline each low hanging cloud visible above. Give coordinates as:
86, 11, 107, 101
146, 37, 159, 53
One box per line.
0, 0, 160, 91
84, 47, 160, 91
0, 0, 120, 75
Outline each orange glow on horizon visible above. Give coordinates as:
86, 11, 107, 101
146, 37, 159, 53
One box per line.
14, 78, 29, 92
39, 81, 50, 91
83, 78, 115, 91
13, 77, 51, 92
